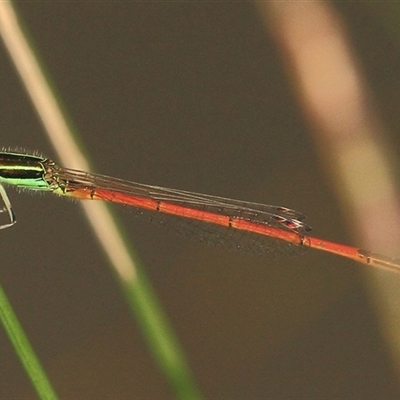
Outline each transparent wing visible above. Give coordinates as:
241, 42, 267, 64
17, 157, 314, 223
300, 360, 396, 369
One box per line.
57, 167, 311, 257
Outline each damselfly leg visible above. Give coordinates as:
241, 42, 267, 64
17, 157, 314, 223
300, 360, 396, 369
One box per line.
0, 184, 16, 229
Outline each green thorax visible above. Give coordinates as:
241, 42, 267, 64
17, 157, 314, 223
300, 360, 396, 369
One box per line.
0, 152, 52, 190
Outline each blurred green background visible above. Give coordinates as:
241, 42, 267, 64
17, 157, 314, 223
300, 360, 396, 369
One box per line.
0, 3, 400, 399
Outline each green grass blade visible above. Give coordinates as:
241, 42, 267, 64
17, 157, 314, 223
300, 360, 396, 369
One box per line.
0, 283, 59, 400
123, 271, 202, 400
